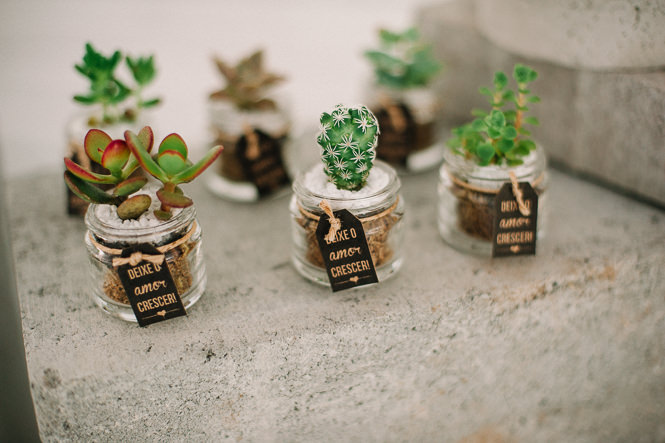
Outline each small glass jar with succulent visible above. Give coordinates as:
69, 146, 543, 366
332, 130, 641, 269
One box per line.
438, 64, 548, 255
290, 104, 405, 287
67, 43, 161, 216
207, 50, 291, 202
364, 27, 443, 172
64, 126, 222, 322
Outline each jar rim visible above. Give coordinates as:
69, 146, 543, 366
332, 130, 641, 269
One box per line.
442, 144, 547, 183
293, 160, 401, 211
85, 203, 196, 245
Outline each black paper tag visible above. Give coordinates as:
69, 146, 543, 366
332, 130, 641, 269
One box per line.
116, 244, 187, 326
236, 129, 289, 196
316, 209, 379, 292
492, 182, 538, 257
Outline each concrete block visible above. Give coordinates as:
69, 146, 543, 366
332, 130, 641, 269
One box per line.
474, 0, 665, 70
418, 1, 665, 207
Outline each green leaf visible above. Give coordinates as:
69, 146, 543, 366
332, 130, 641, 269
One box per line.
478, 87, 492, 96
497, 138, 514, 154
117, 194, 151, 220
476, 143, 495, 165
114, 176, 148, 197
471, 109, 488, 118
101, 140, 130, 172
471, 119, 487, 132
487, 110, 506, 128
64, 171, 121, 205
527, 95, 541, 103
156, 188, 193, 208
493, 72, 508, 90
513, 64, 531, 83
157, 150, 187, 175
124, 130, 168, 182
64, 157, 117, 184
137, 126, 154, 153
141, 98, 161, 108
501, 126, 518, 139
84, 129, 112, 164
171, 145, 223, 184
158, 133, 188, 158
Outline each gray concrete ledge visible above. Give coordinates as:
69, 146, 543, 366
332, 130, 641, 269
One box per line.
8, 169, 665, 442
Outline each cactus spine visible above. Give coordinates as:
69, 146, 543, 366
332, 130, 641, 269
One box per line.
317, 104, 380, 191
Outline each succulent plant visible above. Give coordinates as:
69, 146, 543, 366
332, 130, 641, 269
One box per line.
447, 64, 540, 166
316, 104, 380, 191
74, 43, 160, 125
64, 127, 154, 219
126, 130, 224, 220
364, 27, 442, 90
209, 50, 284, 111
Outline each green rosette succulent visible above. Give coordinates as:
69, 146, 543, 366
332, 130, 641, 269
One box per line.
126, 130, 223, 220
64, 127, 154, 220
316, 104, 380, 191
447, 64, 540, 166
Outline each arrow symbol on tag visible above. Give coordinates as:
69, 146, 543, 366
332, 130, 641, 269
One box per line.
510, 245, 520, 253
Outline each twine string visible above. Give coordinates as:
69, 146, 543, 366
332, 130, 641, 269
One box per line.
509, 171, 531, 216
319, 200, 341, 243
88, 221, 198, 268
379, 94, 407, 133
243, 124, 261, 160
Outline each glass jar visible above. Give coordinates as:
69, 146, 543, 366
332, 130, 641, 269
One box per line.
290, 161, 405, 286
84, 204, 206, 322
206, 99, 291, 202
367, 84, 443, 173
438, 145, 548, 255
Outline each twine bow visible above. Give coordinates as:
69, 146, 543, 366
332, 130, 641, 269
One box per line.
319, 200, 341, 243
509, 171, 531, 217
112, 251, 165, 268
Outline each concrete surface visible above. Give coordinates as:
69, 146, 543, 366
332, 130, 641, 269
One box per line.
474, 0, 665, 70
8, 168, 665, 442
418, 1, 665, 207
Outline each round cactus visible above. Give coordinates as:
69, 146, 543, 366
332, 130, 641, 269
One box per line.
317, 104, 380, 191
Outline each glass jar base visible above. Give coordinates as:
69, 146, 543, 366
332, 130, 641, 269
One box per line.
291, 254, 403, 288
438, 218, 493, 256
91, 274, 207, 322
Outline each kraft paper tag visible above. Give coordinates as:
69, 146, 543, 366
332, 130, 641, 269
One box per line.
316, 209, 379, 292
116, 244, 187, 327
492, 182, 539, 257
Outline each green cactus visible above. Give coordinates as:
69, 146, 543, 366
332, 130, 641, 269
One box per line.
316, 104, 380, 191
125, 130, 223, 220
64, 127, 153, 219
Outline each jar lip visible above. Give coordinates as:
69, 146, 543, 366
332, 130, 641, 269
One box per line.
85, 203, 196, 243
442, 144, 546, 182
293, 160, 401, 206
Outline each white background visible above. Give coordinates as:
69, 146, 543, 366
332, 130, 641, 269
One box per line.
0, 0, 437, 179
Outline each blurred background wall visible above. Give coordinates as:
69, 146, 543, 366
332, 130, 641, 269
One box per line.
0, 0, 437, 179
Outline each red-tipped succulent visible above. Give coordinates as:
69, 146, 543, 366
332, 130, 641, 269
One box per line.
125, 129, 223, 220
64, 126, 154, 219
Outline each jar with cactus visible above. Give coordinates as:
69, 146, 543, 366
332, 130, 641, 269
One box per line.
64, 126, 222, 324
364, 27, 443, 172
290, 104, 405, 287
67, 42, 161, 216
438, 64, 548, 256
207, 50, 291, 202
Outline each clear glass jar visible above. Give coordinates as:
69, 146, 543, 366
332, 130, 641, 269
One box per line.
367, 84, 443, 173
438, 146, 548, 255
290, 161, 405, 286
84, 204, 206, 322
206, 100, 291, 202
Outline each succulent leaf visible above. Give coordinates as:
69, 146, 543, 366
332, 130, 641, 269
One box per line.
157, 150, 187, 175
171, 145, 224, 184
64, 157, 117, 184
64, 171, 121, 205
117, 194, 152, 220
101, 140, 131, 172
153, 209, 172, 220
125, 130, 169, 182
137, 126, 154, 153
158, 133, 188, 158
84, 129, 112, 164
156, 189, 193, 208
114, 176, 148, 197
